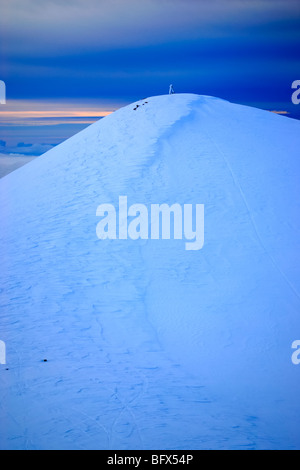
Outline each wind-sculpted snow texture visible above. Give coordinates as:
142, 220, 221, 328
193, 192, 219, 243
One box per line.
0, 94, 300, 449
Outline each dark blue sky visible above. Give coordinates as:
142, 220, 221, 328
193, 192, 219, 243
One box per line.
0, 0, 300, 111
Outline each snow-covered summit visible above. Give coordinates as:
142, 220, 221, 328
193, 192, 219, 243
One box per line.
0, 94, 300, 449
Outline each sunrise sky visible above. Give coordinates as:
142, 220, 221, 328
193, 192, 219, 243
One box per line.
0, 0, 299, 160
1, 0, 299, 107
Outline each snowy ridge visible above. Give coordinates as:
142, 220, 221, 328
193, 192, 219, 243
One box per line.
0, 94, 300, 449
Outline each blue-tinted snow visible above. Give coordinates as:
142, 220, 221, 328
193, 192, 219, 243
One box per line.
0, 94, 299, 449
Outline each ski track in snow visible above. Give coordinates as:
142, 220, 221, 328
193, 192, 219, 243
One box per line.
204, 127, 300, 303
0, 95, 300, 449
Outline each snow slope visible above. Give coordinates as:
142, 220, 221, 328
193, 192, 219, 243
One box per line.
0, 94, 299, 450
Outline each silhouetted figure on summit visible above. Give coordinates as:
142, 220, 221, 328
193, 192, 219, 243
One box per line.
169, 84, 175, 95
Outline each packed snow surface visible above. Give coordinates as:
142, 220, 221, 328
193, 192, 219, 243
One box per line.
0, 94, 300, 449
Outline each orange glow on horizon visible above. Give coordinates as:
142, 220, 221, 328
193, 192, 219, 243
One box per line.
270, 110, 289, 115
0, 99, 123, 121
0, 110, 112, 118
